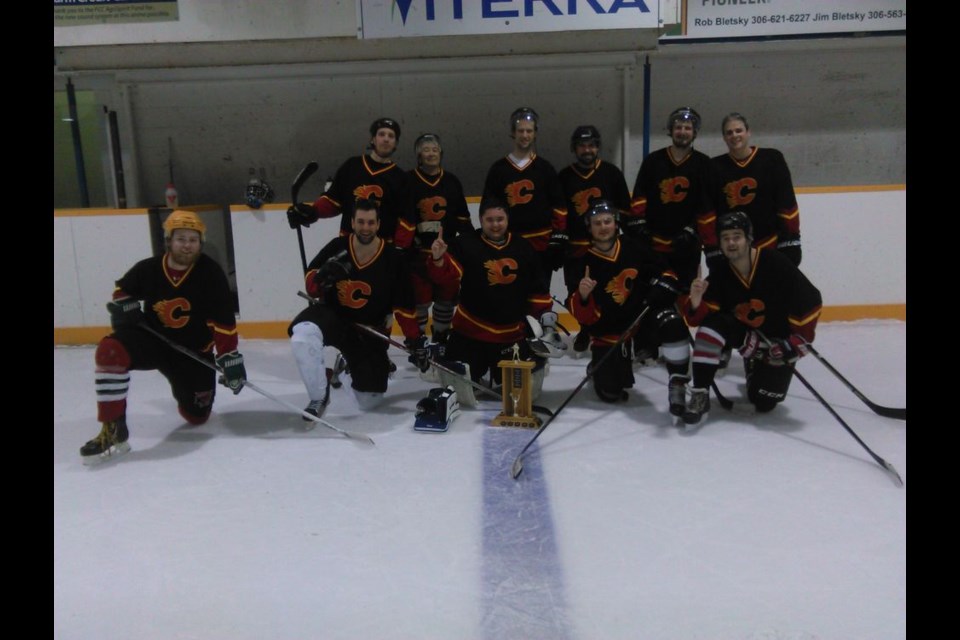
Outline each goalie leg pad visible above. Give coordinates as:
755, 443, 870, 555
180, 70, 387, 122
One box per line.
436, 361, 478, 408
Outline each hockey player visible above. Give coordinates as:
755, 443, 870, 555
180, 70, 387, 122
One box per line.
288, 199, 428, 417
627, 107, 719, 287
482, 107, 569, 306
286, 117, 415, 249
712, 112, 802, 266
82, 210, 246, 465
563, 200, 691, 413
425, 197, 558, 392
558, 124, 632, 354
680, 211, 822, 426
406, 133, 473, 343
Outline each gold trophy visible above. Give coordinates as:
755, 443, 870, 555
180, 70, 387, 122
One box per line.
492, 344, 541, 428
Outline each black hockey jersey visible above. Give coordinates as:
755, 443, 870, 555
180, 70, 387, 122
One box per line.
407, 167, 473, 255
712, 147, 800, 252
482, 154, 567, 252
427, 231, 551, 344
558, 160, 631, 256
114, 253, 237, 355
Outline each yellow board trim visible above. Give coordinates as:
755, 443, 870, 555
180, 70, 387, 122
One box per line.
55, 304, 906, 345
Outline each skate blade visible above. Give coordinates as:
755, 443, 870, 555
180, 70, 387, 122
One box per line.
81, 442, 131, 466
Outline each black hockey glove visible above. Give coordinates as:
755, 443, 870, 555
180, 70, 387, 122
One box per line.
776, 239, 802, 267
622, 217, 651, 244
672, 225, 700, 257
643, 275, 681, 309
216, 352, 247, 394
313, 249, 353, 297
106, 298, 144, 331
766, 334, 809, 364
405, 335, 432, 372
287, 202, 319, 229
704, 247, 725, 274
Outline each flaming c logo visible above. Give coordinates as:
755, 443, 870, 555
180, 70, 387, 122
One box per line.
484, 258, 518, 285
337, 280, 372, 309
504, 180, 534, 207
734, 299, 765, 327
658, 176, 690, 204
723, 178, 757, 208
153, 298, 191, 329
604, 268, 637, 305
353, 185, 384, 202
417, 196, 447, 221
572, 188, 602, 215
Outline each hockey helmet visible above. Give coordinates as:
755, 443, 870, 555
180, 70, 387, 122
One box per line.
717, 211, 753, 240
667, 107, 701, 134
163, 210, 206, 242
245, 178, 275, 209
583, 199, 620, 229
414, 133, 443, 162
570, 125, 601, 151
370, 117, 401, 140
510, 107, 539, 132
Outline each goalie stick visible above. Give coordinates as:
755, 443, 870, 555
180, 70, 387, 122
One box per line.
137, 322, 374, 446
291, 161, 319, 273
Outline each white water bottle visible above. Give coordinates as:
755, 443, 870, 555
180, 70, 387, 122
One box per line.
165, 182, 179, 208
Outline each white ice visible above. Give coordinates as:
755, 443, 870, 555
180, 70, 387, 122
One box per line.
54, 320, 906, 640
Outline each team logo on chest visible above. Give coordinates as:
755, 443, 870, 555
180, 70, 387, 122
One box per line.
724, 178, 758, 208
504, 180, 534, 207
353, 184, 384, 202
337, 280, 372, 308
604, 268, 637, 305
734, 299, 765, 327
572, 188, 602, 215
658, 176, 690, 204
153, 298, 191, 329
417, 196, 447, 221
484, 258, 519, 285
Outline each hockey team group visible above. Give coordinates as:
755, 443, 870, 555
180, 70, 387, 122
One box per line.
81, 106, 823, 465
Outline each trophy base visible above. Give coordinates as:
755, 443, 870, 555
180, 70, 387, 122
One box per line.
492, 413, 542, 429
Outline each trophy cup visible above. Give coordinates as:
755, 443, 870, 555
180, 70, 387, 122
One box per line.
492, 344, 541, 428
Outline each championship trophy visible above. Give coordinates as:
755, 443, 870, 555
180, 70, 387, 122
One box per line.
492, 344, 541, 428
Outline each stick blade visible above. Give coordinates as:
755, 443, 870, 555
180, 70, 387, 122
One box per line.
510, 456, 524, 479
874, 406, 907, 421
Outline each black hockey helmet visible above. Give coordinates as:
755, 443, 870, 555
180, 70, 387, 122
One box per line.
583, 199, 620, 228
510, 107, 539, 132
570, 125, 601, 151
245, 178, 274, 209
717, 211, 753, 239
370, 117, 401, 140
667, 107, 701, 134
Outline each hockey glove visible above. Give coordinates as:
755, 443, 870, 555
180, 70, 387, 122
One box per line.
314, 249, 353, 297
777, 241, 802, 267
287, 202, 319, 229
106, 298, 144, 331
739, 330, 763, 360
643, 275, 681, 309
216, 352, 247, 394
704, 247, 725, 275
766, 334, 808, 364
622, 217, 651, 244
672, 225, 700, 257
405, 335, 432, 372
538, 311, 567, 356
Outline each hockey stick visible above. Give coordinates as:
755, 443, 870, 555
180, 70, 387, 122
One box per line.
805, 345, 906, 420
137, 322, 374, 445
793, 368, 903, 487
291, 161, 319, 273
511, 305, 651, 480
295, 291, 504, 404
756, 331, 901, 486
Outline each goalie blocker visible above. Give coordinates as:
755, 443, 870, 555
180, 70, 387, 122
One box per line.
414, 386, 462, 432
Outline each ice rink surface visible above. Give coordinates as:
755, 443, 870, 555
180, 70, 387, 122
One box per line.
54, 320, 906, 640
